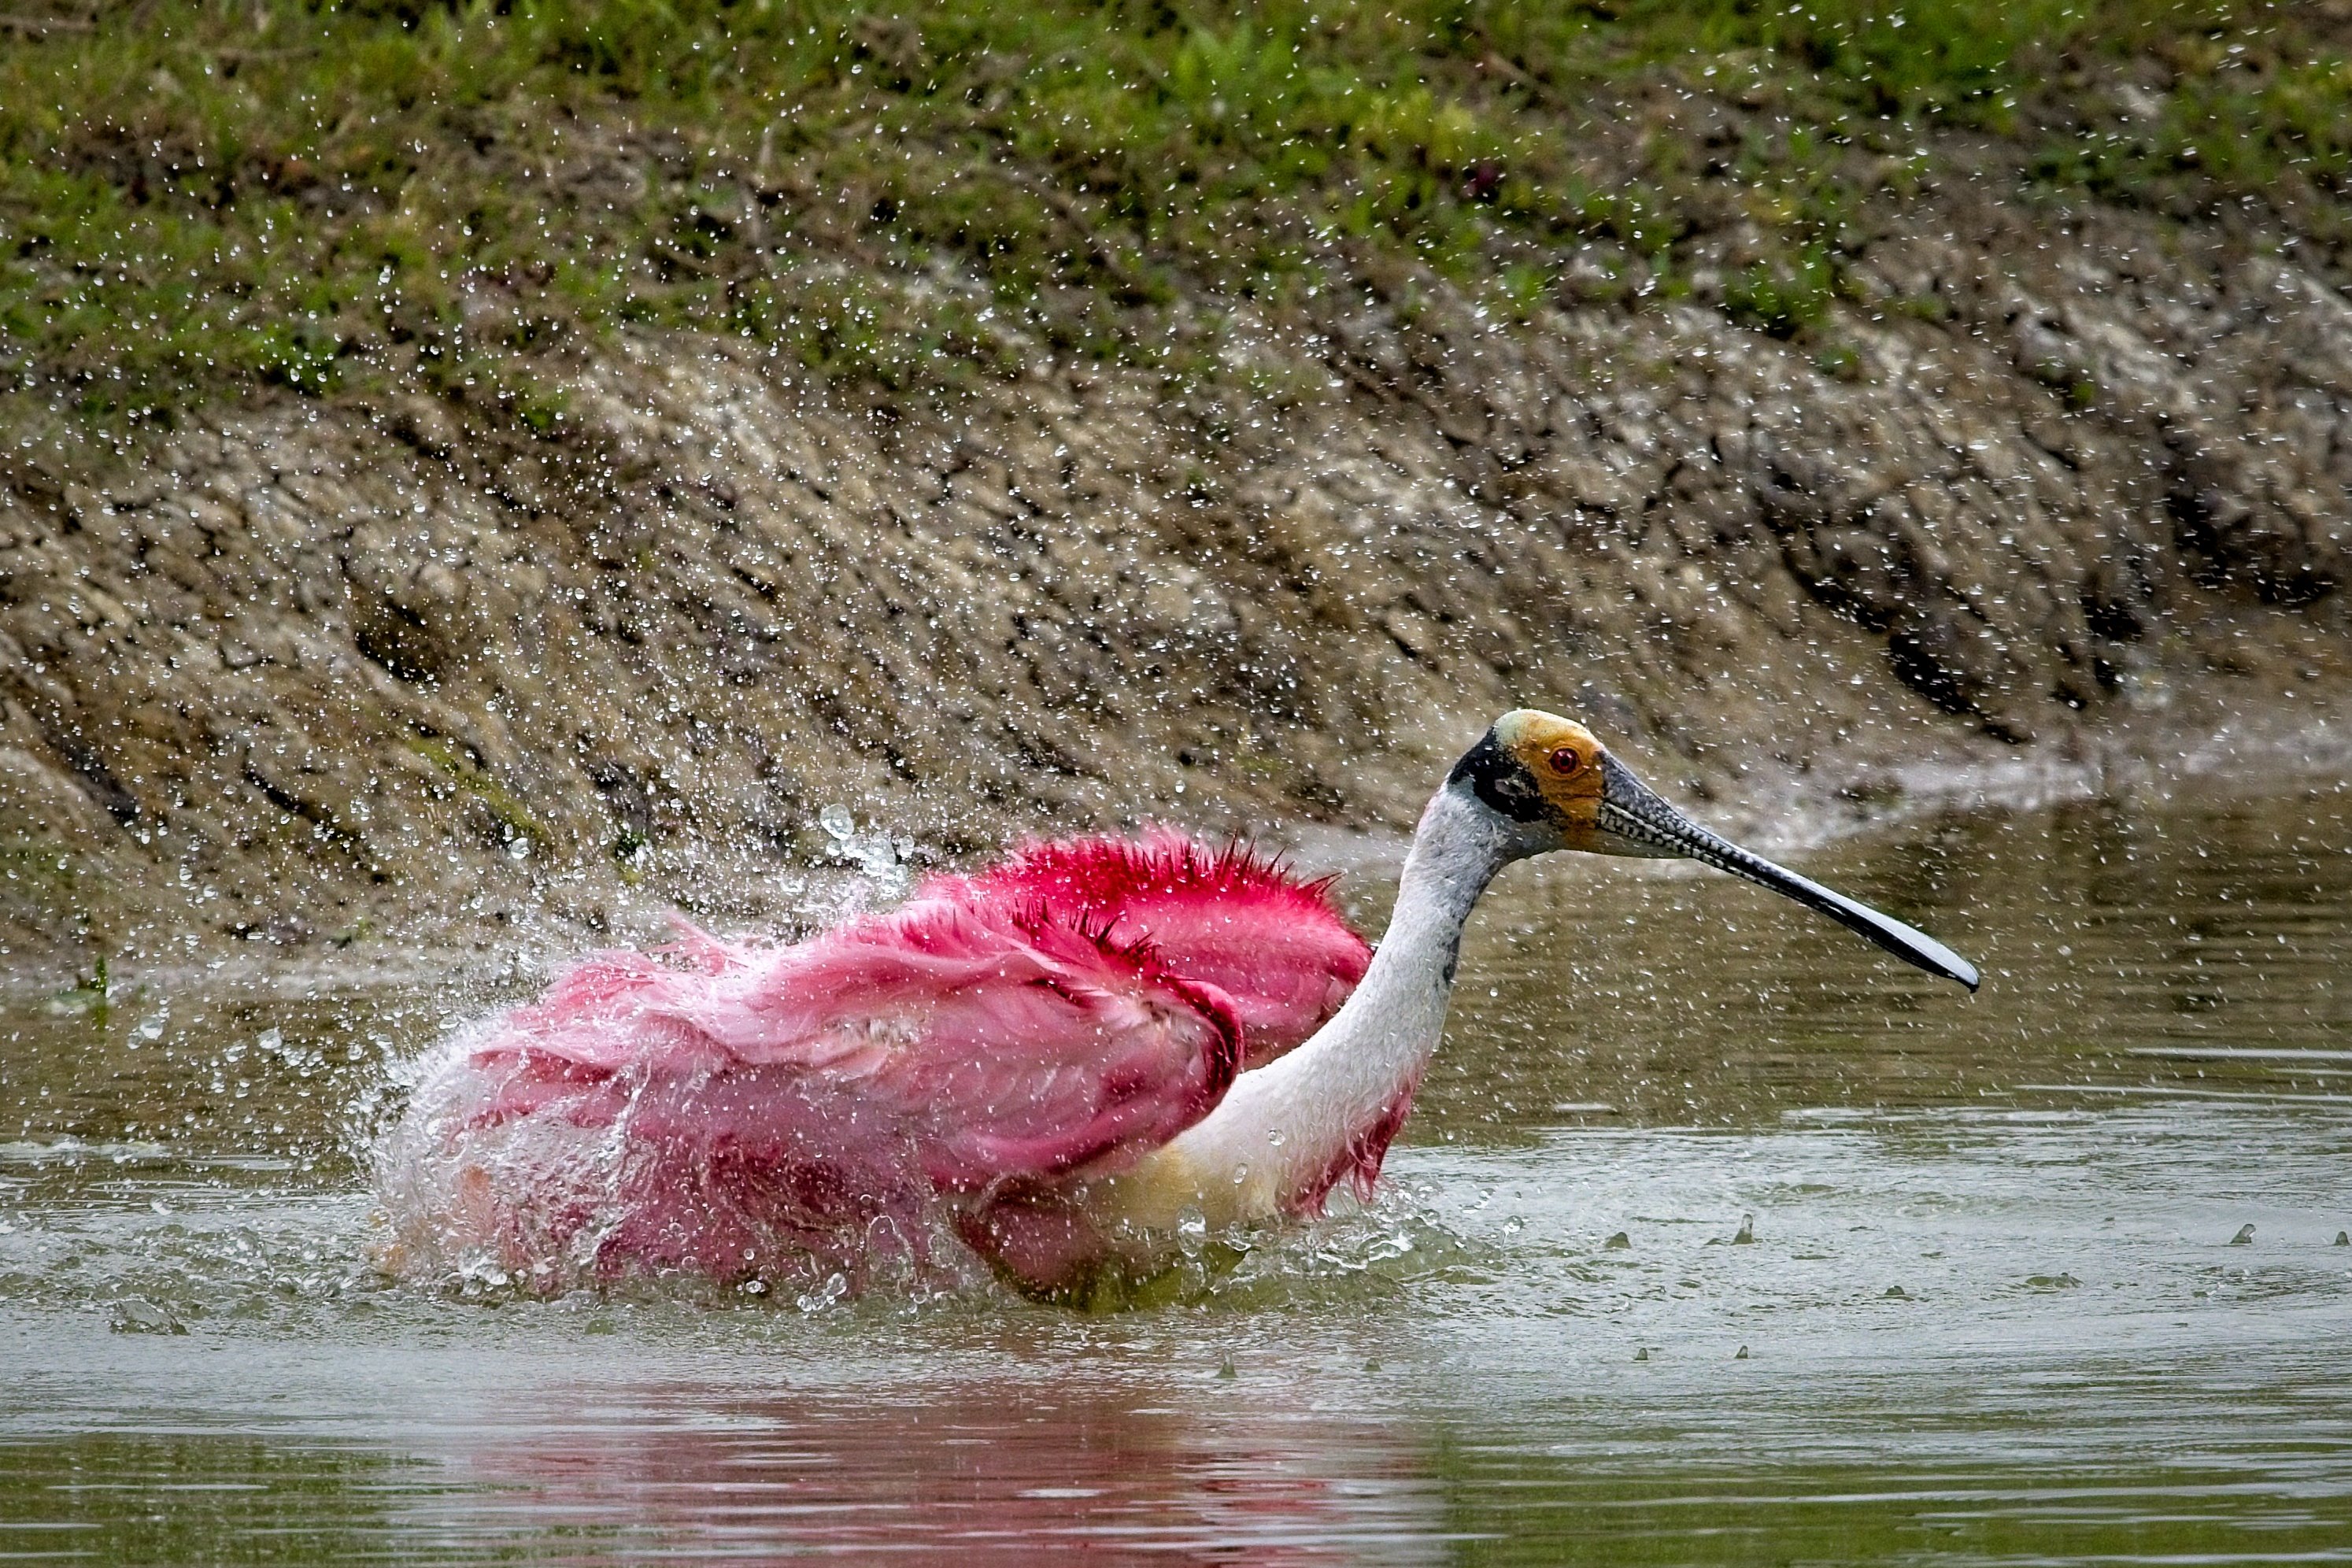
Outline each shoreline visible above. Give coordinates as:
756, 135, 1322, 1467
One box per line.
7, 697, 2346, 1000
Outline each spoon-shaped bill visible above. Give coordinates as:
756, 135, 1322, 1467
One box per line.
1592, 756, 1980, 991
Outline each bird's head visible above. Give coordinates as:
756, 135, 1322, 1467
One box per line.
1448, 708, 1978, 990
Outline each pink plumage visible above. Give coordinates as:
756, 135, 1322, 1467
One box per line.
952, 830, 1370, 1067
377, 833, 1370, 1290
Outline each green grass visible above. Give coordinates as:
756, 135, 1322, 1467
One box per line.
404, 737, 553, 852
2, 0, 2346, 429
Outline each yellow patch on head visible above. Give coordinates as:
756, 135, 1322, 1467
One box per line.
1493, 708, 1608, 839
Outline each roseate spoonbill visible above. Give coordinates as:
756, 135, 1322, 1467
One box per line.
378, 710, 1974, 1296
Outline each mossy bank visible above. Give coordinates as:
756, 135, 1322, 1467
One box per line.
2, 0, 2350, 971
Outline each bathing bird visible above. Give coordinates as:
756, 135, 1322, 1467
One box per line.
379, 710, 1975, 1296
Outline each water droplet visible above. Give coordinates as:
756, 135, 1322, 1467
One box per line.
108, 1297, 186, 1335
795, 1270, 849, 1312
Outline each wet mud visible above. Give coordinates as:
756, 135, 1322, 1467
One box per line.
2, 192, 2350, 968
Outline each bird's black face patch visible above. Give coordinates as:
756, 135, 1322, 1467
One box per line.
1447, 729, 1552, 825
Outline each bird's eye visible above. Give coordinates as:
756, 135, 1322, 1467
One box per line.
1548, 747, 1582, 776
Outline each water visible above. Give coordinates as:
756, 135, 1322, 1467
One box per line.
3, 785, 2349, 1562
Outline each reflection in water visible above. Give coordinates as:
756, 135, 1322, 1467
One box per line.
405, 1381, 1448, 1563
1, 788, 2350, 1560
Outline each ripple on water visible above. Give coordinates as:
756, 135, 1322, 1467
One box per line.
2, 792, 2350, 1560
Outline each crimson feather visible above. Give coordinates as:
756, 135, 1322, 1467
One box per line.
949, 829, 1370, 1067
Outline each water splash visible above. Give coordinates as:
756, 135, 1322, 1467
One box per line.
817, 804, 913, 900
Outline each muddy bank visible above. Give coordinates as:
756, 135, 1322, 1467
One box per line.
3, 190, 2350, 973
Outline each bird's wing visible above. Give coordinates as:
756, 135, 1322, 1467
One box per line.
460, 889, 1243, 1192
401, 834, 1353, 1282
947, 830, 1372, 1067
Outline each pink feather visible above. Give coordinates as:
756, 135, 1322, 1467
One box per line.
379, 832, 1369, 1289
948, 830, 1370, 1067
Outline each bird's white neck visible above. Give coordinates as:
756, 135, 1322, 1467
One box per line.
1102, 783, 1511, 1230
